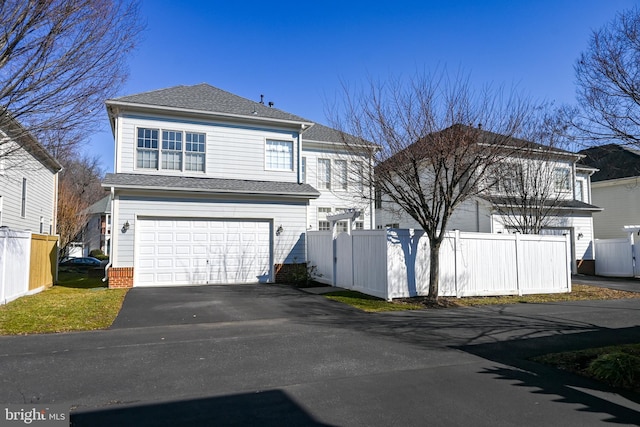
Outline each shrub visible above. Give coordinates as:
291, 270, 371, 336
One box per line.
588, 352, 640, 388
89, 249, 109, 261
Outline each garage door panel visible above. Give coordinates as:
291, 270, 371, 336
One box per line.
136, 218, 271, 286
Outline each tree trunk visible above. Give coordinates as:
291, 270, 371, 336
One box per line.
428, 238, 441, 300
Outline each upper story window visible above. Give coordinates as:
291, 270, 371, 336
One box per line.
335, 160, 347, 190
137, 128, 205, 172
554, 168, 571, 192
185, 132, 205, 171
266, 140, 293, 171
575, 180, 585, 202
318, 159, 331, 190
137, 128, 159, 169
301, 157, 306, 183
353, 161, 364, 192
21, 178, 26, 217
161, 130, 182, 170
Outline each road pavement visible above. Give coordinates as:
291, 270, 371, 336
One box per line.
0, 284, 638, 426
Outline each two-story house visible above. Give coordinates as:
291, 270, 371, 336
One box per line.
376, 125, 601, 274
103, 84, 372, 288
0, 115, 62, 234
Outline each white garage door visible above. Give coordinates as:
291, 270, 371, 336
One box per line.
136, 218, 271, 286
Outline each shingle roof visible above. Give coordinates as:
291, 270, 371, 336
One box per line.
85, 195, 111, 215
102, 173, 320, 198
483, 196, 602, 211
108, 83, 312, 124
578, 144, 640, 182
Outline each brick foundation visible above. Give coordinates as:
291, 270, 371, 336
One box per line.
108, 267, 134, 288
577, 259, 595, 276
274, 263, 307, 283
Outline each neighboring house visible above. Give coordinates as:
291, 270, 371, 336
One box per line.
579, 144, 640, 239
103, 84, 373, 288
376, 125, 601, 274
82, 194, 112, 256
0, 116, 62, 234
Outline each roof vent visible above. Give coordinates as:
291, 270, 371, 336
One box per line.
259, 94, 264, 105
268, 101, 274, 108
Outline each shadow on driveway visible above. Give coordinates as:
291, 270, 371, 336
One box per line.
71, 389, 334, 427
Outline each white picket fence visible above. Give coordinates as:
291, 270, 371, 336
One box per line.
594, 236, 639, 277
0, 228, 32, 304
307, 229, 572, 300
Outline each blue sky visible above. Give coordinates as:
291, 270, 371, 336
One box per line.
88, 0, 638, 171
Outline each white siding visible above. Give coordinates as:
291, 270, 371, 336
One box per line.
0, 139, 57, 233
591, 177, 640, 239
111, 192, 308, 268
302, 146, 373, 230
116, 113, 300, 182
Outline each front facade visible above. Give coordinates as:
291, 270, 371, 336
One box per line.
579, 144, 640, 239
0, 118, 61, 234
376, 127, 600, 274
104, 84, 372, 287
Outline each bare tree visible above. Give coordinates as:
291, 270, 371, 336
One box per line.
331, 71, 535, 299
485, 113, 579, 233
574, 7, 640, 146
57, 155, 105, 256
0, 0, 142, 164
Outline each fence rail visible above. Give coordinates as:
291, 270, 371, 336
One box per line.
308, 229, 571, 300
1, 229, 57, 305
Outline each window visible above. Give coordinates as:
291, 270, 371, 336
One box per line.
185, 132, 205, 171
318, 159, 331, 190
353, 161, 363, 191
266, 140, 293, 170
318, 221, 331, 231
301, 157, 306, 183
375, 187, 382, 209
318, 207, 332, 230
554, 168, 571, 192
137, 128, 206, 172
335, 160, 347, 190
385, 223, 400, 228
354, 221, 364, 230
336, 221, 348, 233
21, 178, 26, 217
137, 128, 159, 169
161, 130, 183, 170
575, 180, 584, 202
39, 216, 44, 234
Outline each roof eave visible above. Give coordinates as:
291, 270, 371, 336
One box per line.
105, 100, 314, 129
101, 182, 320, 199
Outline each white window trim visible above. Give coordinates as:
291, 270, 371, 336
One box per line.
318, 158, 331, 190
264, 138, 295, 171
135, 127, 206, 173
554, 167, 571, 192
335, 160, 347, 191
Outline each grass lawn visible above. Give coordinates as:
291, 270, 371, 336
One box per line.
324, 284, 640, 312
534, 344, 640, 392
0, 272, 127, 335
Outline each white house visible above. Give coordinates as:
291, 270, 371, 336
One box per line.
579, 144, 640, 239
376, 125, 601, 274
0, 116, 62, 234
103, 84, 373, 288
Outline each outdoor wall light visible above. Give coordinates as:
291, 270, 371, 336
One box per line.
122, 220, 130, 233
276, 225, 284, 236
577, 232, 584, 239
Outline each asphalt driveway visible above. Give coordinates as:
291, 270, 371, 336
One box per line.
1, 284, 639, 426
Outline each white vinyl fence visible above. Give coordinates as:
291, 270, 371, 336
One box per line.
594, 236, 639, 277
308, 229, 572, 300
0, 228, 32, 304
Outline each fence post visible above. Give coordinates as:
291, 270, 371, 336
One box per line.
515, 233, 521, 296
454, 230, 460, 298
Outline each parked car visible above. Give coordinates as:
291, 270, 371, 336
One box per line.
58, 257, 107, 272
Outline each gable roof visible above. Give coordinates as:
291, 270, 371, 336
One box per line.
85, 194, 112, 215
107, 83, 313, 126
102, 173, 320, 199
578, 144, 640, 182
0, 112, 62, 173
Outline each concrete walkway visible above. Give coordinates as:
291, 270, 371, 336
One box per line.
0, 284, 638, 426
572, 274, 640, 293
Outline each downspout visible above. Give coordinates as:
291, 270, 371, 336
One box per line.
103, 186, 115, 283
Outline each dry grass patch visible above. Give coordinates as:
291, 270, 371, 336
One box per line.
0, 273, 127, 335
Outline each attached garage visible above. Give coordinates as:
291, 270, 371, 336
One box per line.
135, 217, 272, 286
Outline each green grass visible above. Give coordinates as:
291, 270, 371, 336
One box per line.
324, 290, 424, 312
534, 344, 640, 392
0, 272, 128, 335
324, 284, 640, 312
